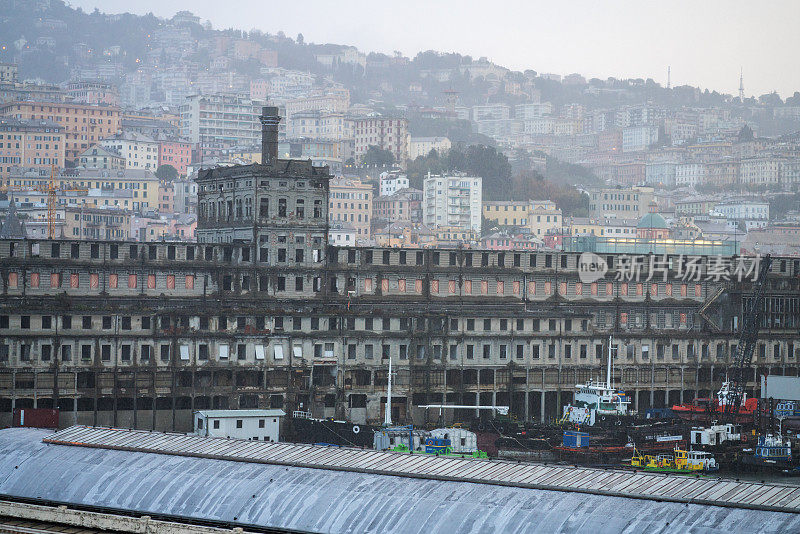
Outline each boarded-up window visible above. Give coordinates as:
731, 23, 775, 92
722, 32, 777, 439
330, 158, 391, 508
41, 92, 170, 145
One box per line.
70, 273, 79, 288
680, 284, 687, 296
620, 313, 628, 325
128, 274, 137, 288
415, 279, 422, 294
8, 273, 17, 289
545, 281, 552, 295
637, 283, 643, 296
398, 279, 406, 292
694, 284, 701, 297
147, 274, 156, 289
621, 283, 628, 296
481, 280, 488, 294
591, 282, 597, 295
381, 278, 389, 292
559, 282, 567, 295
513, 281, 520, 294
109, 274, 118, 288
30, 273, 39, 288
89, 273, 99, 289
185, 275, 194, 289
666, 284, 672, 296
575, 282, 582, 295
606, 282, 613, 296
528, 281, 536, 295
497, 281, 504, 294
51, 273, 60, 288
431, 280, 439, 293
651, 283, 658, 296
364, 278, 372, 292
464, 280, 472, 294
680, 313, 687, 324
449, 280, 456, 294
167, 275, 175, 289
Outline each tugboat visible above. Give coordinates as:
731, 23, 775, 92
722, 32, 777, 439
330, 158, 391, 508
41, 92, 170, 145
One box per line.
740, 434, 799, 475
562, 337, 633, 427
671, 381, 758, 424
630, 446, 718, 473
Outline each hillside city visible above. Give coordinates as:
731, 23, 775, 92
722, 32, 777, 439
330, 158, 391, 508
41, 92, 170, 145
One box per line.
1, 0, 800, 257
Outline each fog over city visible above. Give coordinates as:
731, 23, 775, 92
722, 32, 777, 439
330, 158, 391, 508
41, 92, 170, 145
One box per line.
1, 1, 800, 533
71, 0, 800, 97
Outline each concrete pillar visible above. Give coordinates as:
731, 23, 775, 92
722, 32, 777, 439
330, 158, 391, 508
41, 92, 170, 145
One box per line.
524, 367, 530, 422
680, 367, 685, 403
540, 391, 545, 422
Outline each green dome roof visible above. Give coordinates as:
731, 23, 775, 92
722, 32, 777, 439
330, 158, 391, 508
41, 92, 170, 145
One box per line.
637, 212, 668, 229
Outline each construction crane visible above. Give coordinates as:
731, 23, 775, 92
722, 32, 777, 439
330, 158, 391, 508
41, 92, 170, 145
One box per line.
0, 166, 87, 239
722, 254, 772, 424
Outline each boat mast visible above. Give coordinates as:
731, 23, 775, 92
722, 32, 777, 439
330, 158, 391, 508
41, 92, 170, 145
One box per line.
384, 354, 392, 426
607, 335, 613, 390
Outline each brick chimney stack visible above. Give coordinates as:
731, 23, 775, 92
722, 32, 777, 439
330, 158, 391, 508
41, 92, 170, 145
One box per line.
259, 106, 281, 165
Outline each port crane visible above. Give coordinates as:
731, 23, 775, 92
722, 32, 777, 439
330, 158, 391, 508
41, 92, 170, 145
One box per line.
0, 166, 87, 239
722, 255, 772, 424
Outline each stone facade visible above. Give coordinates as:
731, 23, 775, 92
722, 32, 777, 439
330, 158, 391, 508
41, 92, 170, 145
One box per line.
1, 238, 798, 431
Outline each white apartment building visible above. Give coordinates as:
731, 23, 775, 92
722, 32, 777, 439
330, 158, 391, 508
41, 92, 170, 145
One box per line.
713, 201, 769, 226
423, 173, 482, 232
524, 117, 554, 135
601, 218, 639, 238
286, 110, 353, 140
675, 163, 706, 187
529, 200, 562, 236
409, 137, 451, 159
515, 102, 553, 120
284, 88, 350, 117
472, 103, 510, 122
180, 94, 265, 149
353, 116, 409, 164
645, 162, 677, 187
99, 132, 159, 171
622, 125, 658, 152
379, 172, 409, 197
193, 409, 285, 442
740, 156, 781, 187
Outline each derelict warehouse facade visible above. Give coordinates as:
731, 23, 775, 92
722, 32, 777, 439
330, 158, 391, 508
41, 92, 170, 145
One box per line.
0, 108, 798, 430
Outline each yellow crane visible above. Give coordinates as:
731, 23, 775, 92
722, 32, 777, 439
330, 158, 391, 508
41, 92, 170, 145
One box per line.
1, 166, 88, 239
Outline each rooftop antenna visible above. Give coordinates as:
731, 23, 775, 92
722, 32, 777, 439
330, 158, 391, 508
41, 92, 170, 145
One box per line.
667, 66, 671, 89
739, 68, 745, 102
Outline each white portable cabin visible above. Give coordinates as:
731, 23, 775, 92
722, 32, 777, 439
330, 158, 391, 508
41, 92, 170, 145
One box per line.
690, 423, 741, 446
193, 409, 286, 442
429, 428, 478, 453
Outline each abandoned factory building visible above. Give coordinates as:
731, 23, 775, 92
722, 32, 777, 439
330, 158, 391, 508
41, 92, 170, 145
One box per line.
0, 108, 799, 430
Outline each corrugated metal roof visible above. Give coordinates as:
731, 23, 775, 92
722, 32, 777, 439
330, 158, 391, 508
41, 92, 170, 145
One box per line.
41, 426, 800, 514
0, 428, 798, 534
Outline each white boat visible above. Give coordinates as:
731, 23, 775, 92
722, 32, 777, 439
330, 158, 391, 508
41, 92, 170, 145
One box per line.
562, 336, 632, 426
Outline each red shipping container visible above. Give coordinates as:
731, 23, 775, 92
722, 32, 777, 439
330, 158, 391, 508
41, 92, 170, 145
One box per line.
13, 408, 59, 429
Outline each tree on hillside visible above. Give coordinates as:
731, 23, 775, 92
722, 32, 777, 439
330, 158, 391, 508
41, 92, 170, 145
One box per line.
361, 146, 395, 167
156, 164, 178, 181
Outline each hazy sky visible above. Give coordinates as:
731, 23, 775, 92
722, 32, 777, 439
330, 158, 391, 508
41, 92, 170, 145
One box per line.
69, 0, 800, 98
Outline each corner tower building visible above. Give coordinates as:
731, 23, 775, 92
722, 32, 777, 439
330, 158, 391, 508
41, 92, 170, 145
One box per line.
196, 107, 331, 267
